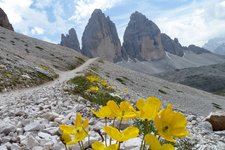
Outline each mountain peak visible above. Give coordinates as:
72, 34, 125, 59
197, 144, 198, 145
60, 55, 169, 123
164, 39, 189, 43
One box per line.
122, 11, 165, 61
60, 28, 80, 52
82, 9, 122, 62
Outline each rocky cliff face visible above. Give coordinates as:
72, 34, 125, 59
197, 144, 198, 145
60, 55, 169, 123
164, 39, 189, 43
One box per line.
0, 8, 14, 31
60, 28, 80, 52
82, 9, 122, 62
161, 33, 184, 57
122, 11, 165, 61
186, 45, 211, 54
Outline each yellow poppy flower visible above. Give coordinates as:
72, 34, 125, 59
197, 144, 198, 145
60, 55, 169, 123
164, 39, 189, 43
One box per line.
86, 75, 101, 83
144, 134, 174, 150
101, 80, 108, 87
92, 106, 116, 118
92, 141, 118, 150
59, 113, 89, 145
154, 104, 189, 142
136, 96, 161, 121
107, 100, 138, 120
86, 86, 99, 93
103, 126, 139, 142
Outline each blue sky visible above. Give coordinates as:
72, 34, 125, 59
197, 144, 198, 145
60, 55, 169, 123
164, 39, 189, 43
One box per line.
1, 0, 225, 46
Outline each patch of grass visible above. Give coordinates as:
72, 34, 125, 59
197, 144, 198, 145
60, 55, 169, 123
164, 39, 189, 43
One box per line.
67, 74, 123, 105
176, 90, 183, 93
214, 89, 225, 96
116, 78, 126, 85
35, 46, 44, 50
212, 102, 222, 110
25, 49, 30, 53
98, 59, 104, 63
89, 64, 99, 71
133, 120, 156, 135
158, 89, 167, 94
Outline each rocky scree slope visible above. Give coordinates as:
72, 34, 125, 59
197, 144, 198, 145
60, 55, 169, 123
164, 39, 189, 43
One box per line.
82, 9, 122, 62
0, 26, 87, 92
0, 8, 14, 31
0, 57, 225, 149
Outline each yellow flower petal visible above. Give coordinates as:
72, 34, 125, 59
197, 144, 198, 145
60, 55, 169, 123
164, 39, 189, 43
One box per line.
83, 118, 89, 129
92, 141, 119, 150
59, 125, 76, 134
122, 126, 139, 141
154, 104, 189, 142
160, 144, 175, 150
144, 134, 174, 150
136, 98, 145, 110
103, 126, 139, 142
103, 126, 121, 141
75, 113, 82, 128
92, 141, 105, 150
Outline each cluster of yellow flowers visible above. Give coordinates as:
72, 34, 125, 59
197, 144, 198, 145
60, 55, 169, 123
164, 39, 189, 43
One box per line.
85, 74, 110, 93
59, 96, 189, 150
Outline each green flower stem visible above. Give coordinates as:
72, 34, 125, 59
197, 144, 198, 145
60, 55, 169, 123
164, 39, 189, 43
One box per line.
81, 141, 85, 150
118, 142, 121, 150
82, 127, 90, 146
140, 120, 149, 150
105, 117, 108, 146
78, 141, 82, 150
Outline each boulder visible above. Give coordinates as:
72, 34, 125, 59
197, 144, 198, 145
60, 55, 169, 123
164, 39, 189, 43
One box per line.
205, 111, 225, 131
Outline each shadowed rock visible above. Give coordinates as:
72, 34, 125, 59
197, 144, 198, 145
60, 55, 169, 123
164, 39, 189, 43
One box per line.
0, 8, 14, 31
60, 28, 80, 52
161, 33, 184, 57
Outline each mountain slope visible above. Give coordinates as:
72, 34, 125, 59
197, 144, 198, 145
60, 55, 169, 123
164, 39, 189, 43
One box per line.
154, 63, 225, 95
118, 51, 225, 74
93, 60, 225, 116
0, 26, 87, 92
203, 37, 225, 55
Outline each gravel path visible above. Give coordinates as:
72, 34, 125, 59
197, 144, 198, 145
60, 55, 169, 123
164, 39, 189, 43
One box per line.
0, 57, 98, 105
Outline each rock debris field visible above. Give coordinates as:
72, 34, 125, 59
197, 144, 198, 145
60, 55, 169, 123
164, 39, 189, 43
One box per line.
0, 58, 225, 150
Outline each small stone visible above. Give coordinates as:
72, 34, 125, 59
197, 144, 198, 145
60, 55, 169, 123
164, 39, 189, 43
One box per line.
15, 111, 28, 117
32, 146, 44, 150
24, 121, 44, 132
41, 112, 60, 121
197, 121, 213, 134
10, 143, 20, 150
0, 123, 16, 135
38, 132, 51, 140
43, 127, 59, 136
21, 134, 39, 149
52, 143, 65, 150
0, 145, 7, 150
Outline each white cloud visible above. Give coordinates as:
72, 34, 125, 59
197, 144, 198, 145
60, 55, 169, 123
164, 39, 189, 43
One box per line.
0, 0, 73, 43
31, 27, 45, 35
155, 0, 225, 46
70, 0, 123, 22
